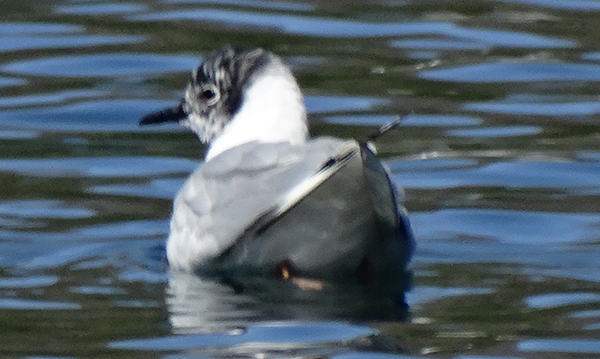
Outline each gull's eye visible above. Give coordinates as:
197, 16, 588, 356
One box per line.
200, 85, 220, 106
202, 89, 215, 99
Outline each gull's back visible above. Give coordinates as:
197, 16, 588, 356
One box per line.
168, 137, 414, 278
168, 137, 346, 272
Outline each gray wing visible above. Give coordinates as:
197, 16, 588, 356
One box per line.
209, 140, 413, 276
167, 137, 346, 270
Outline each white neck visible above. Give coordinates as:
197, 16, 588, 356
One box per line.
205, 61, 308, 161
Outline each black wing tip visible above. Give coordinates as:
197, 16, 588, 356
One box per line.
365, 116, 404, 142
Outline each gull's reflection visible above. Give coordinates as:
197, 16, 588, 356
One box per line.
166, 270, 412, 335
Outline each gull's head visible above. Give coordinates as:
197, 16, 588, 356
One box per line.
140, 47, 308, 160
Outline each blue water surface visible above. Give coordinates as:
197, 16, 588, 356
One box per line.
0, 0, 599, 358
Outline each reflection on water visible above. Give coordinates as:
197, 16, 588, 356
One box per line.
0, 99, 182, 132
446, 125, 542, 138
0, 0, 599, 358
524, 292, 600, 309
108, 272, 410, 355
393, 159, 600, 189
487, 0, 600, 11
165, 0, 315, 12
111, 319, 380, 352
2, 54, 200, 77
420, 62, 600, 82
0, 76, 25, 87
0, 298, 81, 310
518, 339, 600, 354
55, 3, 149, 15
0, 22, 144, 52
166, 272, 409, 332
464, 99, 600, 116
130, 9, 575, 48
0, 35, 145, 52
0, 156, 197, 177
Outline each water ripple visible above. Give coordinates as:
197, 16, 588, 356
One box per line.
0, 130, 37, 139
17, 236, 166, 270
583, 52, 600, 61
333, 354, 424, 359
1, 54, 200, 77
0, 200, 94, 219
393, 160, 600, 189
55, 3, 148, 15
89, 178, 185, 199
392, 39, 490, 50
420, 62, 600, 83
0, 157, 197, 177
0, 35, 145, 53
465, 100, 600, 116
166, 0, 314, 11
305, 95, 386, 113
411, 209, 600, 244
446, 126, 542, 138
0, 77, 26, 87
0, 89, 106, 108
326, 114, 481, 127
395, 26, 574, 49
407, 286, 493, 307
70, 285, 127, 295
0, 99, 182, 132
524, 293, 600, 309
519, 339, 600, 354
0, 275, 58, 288
130, 10, 574, 47
0, 298, 80, 310
487, 0, 600, 11
109, 321, 378, 350
0, 22, 83, 34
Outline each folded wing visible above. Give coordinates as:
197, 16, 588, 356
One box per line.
168, 138, 413, 276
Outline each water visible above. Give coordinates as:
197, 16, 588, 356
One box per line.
1, 0, 599, 358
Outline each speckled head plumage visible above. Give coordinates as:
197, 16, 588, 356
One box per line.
140, 47, 275, 142
141, 46, 308, 160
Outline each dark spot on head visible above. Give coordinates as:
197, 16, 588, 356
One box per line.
191, 47, 274, 120
201, 89, 216, 100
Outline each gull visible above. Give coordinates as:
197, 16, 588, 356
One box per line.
140, 47, 414, 280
